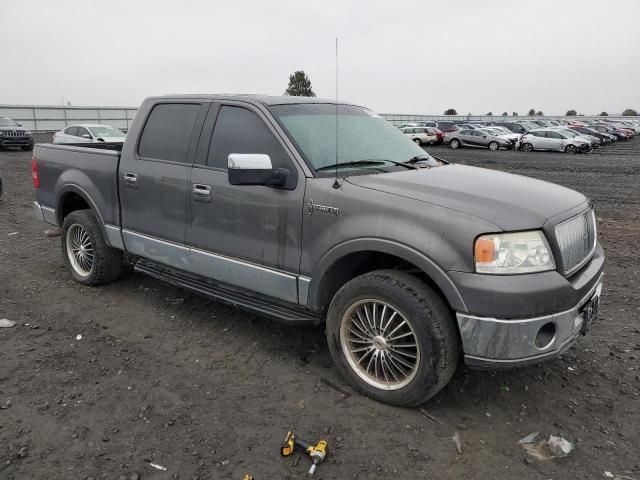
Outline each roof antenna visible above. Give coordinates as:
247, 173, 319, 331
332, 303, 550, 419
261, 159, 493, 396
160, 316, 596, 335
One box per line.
332, 37, 340, 189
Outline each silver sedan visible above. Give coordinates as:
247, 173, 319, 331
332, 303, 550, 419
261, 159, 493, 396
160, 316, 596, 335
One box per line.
446, 128, 513, 151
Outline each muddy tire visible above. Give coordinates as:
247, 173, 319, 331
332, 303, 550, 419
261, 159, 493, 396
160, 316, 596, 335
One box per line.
61, 210, 123, 286
326, 270, 459, 406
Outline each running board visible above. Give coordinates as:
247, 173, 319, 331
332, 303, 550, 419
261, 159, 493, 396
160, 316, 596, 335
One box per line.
134, 259, 323, 325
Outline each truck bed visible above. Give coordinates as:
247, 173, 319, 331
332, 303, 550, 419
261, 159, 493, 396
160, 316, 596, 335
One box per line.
33, 143, 122, 228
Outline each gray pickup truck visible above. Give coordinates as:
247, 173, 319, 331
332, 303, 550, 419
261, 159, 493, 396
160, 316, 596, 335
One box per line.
32, 95, 604, 406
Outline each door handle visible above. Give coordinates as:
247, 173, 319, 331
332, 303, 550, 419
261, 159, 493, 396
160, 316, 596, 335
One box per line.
123, 172, 138, 189
192, 184, 211, 202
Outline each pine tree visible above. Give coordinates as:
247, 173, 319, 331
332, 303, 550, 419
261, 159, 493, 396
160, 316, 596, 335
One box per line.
284, 71, 316, 97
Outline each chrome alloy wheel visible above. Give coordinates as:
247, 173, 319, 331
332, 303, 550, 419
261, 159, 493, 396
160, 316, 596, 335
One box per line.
340, 299, 421, 390
66, 224, 94, 277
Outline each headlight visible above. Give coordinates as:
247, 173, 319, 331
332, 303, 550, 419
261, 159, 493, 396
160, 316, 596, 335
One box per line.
474, 230, 555, 274
25, 130, 32, 135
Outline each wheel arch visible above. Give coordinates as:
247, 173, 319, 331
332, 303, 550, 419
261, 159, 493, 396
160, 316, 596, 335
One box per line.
56, 185, 112, 247
307, 238, 467, 315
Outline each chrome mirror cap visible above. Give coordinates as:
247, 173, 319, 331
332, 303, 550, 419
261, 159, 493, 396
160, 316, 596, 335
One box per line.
228, 153, 272, 170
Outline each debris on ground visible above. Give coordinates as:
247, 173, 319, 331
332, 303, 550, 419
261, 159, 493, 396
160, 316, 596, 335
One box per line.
75, 334, 82, 340
547, 435, 574, 457
166, 297, 185, 305
1, 399, 12, 409
516, 432, 540, 445
0, 318, 16, 328
418, 408, 441, 424
149, 462, 167, 471
452, 432, 463, 454
521, 434, 574, 460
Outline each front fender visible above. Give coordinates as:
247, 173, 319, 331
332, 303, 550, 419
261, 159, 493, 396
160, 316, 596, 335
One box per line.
307, 238, 468, 313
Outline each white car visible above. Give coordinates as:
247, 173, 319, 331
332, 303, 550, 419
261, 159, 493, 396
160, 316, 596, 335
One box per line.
480, 127, 520, 143
53, 124, 126, 144
518, 128, 590, 153
401, 127, 438, 145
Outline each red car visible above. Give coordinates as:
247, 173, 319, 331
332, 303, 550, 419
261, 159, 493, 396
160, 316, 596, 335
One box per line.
427, 127, 446, 144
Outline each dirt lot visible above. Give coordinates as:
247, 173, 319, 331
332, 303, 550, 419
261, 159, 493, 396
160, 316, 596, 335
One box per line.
1, 134, 639, 480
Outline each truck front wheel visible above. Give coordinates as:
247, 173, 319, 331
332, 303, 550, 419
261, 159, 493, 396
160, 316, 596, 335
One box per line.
326, 270, 459, 406
61, 210, 123, 285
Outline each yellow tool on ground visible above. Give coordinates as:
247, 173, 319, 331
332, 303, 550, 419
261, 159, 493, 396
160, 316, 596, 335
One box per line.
281, 431, 328, 475
242, 475, 254, 480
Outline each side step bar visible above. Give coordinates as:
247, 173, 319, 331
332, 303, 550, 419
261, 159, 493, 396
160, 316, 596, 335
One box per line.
134, 259, 323, 326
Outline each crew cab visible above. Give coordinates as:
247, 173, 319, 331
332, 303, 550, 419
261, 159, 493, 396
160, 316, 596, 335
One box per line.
32, 95, 604, 406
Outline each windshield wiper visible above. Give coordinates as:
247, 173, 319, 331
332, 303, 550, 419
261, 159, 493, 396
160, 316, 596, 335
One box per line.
405, 154, 450, 165
316, 159, 416, 172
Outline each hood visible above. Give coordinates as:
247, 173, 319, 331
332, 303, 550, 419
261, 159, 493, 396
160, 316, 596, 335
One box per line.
0, 126, 28, 132
345, 164, 587, 230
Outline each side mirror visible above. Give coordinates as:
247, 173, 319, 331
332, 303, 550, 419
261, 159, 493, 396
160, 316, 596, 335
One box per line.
17, 123, 23, 127
82, 134, 91, 139
228, 154, 289, 188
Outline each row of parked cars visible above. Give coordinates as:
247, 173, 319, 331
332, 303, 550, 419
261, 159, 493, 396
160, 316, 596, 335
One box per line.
399, 118, 639, 153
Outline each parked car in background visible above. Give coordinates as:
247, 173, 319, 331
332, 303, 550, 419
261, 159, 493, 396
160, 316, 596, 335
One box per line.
401, 127, 438, 145
0, 117, 34, 151
515, 120, 541, 132
591, 124, 630, 141
569, 126, 614, 144
446, 128, 512, 150
427, 127, 445, 144
492, 122, 527, 134
479, 127, 520, 147
416, 121, 438, 128
554, 127, 600, 148
434, 121, 458, 133
518, 129, 590, 153
396, 123, 418, 129
53, 124, 126, 144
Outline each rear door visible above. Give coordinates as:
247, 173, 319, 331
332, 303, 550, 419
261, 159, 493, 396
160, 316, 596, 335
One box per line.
119, 101, 208, 270
187, 102, 305, 304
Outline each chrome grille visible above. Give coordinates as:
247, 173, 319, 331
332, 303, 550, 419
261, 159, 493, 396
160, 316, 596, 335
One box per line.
1, 130, 26, 137
555, 210, 597, 275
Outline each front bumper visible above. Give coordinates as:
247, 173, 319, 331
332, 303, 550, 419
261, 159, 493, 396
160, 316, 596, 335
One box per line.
0, 136, 33, 147
457, 274, 603, 368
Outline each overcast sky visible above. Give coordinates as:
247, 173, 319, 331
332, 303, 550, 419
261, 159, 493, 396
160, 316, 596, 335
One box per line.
1, 0, 638, 115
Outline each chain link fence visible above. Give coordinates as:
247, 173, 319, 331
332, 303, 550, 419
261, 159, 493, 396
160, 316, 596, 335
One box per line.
1, 104, 636, 131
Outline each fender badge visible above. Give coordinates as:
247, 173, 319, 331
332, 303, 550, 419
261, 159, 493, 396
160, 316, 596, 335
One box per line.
307, 199, 340, 216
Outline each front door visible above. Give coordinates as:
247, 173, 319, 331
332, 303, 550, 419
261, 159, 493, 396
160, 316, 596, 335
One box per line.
119, 101, 207, 270
188, 103, 305, 304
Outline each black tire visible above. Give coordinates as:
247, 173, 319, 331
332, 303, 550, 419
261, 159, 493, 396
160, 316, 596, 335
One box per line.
521, 143, 533, 152
450, 139, 460, 149
413, 138, 422, 145
488, 141, 499, 151
61, 210, 123, 286
564, 144, 577, 154
326, 270, 459, 406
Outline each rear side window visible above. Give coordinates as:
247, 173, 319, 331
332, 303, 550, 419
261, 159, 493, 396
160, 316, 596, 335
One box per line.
138, 103, 200, 162
76, 127, 90, 138
65, 126, 79, 136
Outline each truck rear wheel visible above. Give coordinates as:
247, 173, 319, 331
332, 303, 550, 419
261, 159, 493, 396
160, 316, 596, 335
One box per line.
61, 210, 123, 285
326, 270, 459, 406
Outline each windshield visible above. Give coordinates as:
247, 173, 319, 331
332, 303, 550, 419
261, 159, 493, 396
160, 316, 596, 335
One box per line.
0, 117, 20, 126
271, 104, 439, 174
559, 129, 578, 137
88, 126, 125, 138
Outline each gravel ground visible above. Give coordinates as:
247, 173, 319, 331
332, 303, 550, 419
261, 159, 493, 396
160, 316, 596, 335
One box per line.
1, 134, 639, 480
